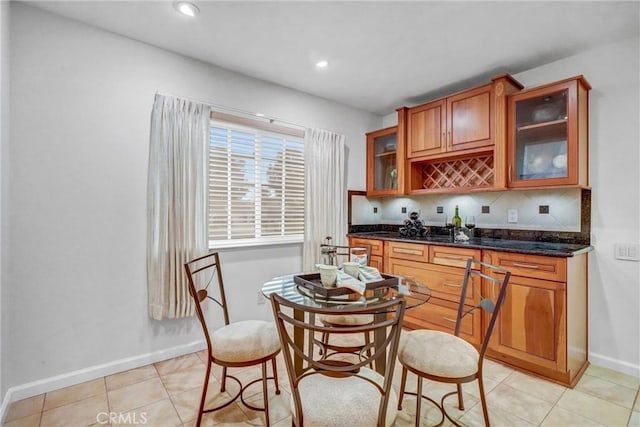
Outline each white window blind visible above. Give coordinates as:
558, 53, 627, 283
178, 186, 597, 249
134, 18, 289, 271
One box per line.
209, 119, 305, 248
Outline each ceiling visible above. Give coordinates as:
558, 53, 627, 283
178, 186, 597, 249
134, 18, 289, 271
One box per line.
26, 1, 640, 115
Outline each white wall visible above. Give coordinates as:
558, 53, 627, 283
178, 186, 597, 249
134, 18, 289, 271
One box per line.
0, 0, 10, 406
5, 3, 380, 395
513, 37, 640, 376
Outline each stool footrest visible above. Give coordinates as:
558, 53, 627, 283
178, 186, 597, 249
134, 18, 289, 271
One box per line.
203, 374, 280, 414
399, 389, 466, 427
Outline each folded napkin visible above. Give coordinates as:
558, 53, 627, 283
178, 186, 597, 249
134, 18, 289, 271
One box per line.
358, 266, 384, 283
336, 270, 366, 294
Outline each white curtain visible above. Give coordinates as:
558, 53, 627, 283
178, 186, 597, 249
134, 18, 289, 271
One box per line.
147, 94, 210, 320
302, 128, 347, 272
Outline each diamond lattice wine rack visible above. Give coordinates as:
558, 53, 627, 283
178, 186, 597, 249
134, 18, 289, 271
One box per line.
410, 153, 495, 193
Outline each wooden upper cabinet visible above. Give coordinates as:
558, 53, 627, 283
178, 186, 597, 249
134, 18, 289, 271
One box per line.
407, 83, 494, 159
408, 100, 446, 158
366, 108, 407, 197
507, 76, 590, 188
448, 84, 493, 151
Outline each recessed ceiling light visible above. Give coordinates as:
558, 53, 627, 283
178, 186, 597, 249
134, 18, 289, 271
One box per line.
256, 113, 265, 117
174, 1, 199, 17
316, 60, 329, 68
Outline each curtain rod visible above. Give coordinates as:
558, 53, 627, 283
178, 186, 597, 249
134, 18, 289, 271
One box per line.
155, 90, 307, 132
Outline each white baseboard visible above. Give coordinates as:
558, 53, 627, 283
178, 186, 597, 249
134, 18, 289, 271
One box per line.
0, 340, 205, 424
589, 351, 640, 378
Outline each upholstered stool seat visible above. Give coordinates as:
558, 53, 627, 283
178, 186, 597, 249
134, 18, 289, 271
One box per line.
211, 320, 280, 363
399, 330, 479, 378
293, 367, 398, 427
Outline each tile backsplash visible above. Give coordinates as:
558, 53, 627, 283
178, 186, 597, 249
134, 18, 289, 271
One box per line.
352, 188, 582, 232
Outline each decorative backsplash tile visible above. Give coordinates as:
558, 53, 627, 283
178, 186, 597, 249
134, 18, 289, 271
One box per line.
352, 189, 582, 232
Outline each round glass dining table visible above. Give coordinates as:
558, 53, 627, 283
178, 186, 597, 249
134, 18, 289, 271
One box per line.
261, 274, 431, 375
262, 274, 431, 310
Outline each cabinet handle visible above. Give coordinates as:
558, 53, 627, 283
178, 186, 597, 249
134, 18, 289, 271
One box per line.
447, 131, 451, 146
443, 316, 457, 323
394, 248, 423, 256
508, 165, 512, 182
443, 281, 462, 288
440, 255, 463, 260
512, 262, 540, 269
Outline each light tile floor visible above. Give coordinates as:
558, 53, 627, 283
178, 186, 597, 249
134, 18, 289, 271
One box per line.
4, 348, 640, 427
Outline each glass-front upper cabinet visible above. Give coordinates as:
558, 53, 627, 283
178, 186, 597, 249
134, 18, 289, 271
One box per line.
508, 76, 590, 188
366, 108, 407, 196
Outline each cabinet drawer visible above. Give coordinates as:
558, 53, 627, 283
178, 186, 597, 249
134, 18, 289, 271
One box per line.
389, 258, 478, 305
403, 298, 481, 346
487, 251, 566, 282
387, 241, 429, 263
349, 238, 383, 257
430, 245, 481, 269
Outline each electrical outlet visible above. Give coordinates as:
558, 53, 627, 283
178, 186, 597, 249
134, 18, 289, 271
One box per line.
507, 208, 518, 223
615, 243, 640, 261
436, 206, 444, 214
257, 291, 265, 305
373, 207, 378, 214
481, 206, 490, 214
401, 207, 407, 214
539, 205, 550, 214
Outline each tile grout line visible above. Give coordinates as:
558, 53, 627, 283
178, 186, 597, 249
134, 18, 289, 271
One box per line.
165, 369, 186, 427
537, 387, 568, 427
104, 376, 111, 425
627, 387, 640, 427
38, 392, 45, 427
154, 359, 191, 425
574, 379, 639, 412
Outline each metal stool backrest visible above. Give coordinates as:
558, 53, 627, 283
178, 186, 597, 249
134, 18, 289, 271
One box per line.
456, 258, 511, 359
184, 252, 231, 356
270, 293, 406, 426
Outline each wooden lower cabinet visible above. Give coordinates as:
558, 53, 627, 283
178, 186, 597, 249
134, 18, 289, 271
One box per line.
387, 242, 482, 346
349, 237, 384, 271
380, 239, 588, 387
369, 255, 383, 271
402, 297, 481, 346
487, 274, 566, 373
483, 250, 588, 387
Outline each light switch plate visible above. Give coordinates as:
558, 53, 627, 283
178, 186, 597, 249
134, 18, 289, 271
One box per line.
507, 209, 518, 223
615, 243, 640, 261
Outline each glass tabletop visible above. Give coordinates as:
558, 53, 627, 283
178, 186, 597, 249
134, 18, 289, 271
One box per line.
261, 273, 431, 312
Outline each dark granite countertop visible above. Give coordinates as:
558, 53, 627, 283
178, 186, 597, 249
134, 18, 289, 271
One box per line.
348, 231, 592, 257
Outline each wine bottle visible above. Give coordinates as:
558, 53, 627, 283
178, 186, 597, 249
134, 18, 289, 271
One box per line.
453, 205, 462, 228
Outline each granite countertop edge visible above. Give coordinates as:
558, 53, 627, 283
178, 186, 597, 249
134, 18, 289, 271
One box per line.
348, 232, 593, 258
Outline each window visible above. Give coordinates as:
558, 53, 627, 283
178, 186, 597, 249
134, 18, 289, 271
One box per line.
208, 114, 305, 248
